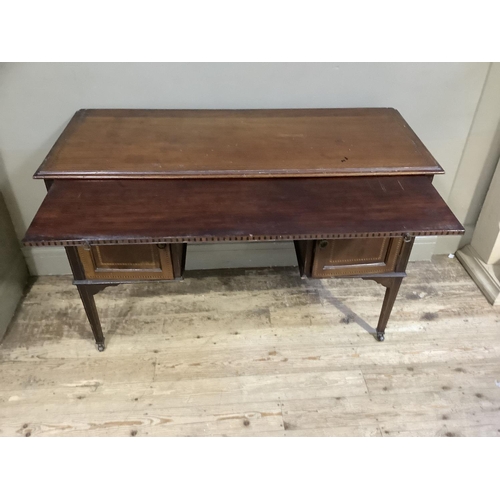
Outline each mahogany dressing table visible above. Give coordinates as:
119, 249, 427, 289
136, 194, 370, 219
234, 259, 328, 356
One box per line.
23, 109, 464, 351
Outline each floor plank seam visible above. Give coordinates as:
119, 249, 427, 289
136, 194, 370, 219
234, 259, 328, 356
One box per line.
360, 369, 371, 396
278, 398, 286, 433
151, 356, 158, 382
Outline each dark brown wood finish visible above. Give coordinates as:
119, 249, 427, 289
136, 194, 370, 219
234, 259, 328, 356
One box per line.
25, 108, 465, 350
373, 237, 416, 340
34, 108, 443, 179
76, 244, 176, 281
374, 277, 404, 341
23, 176, 463, 247
170, 243, 187, 280
294, 240, 315, 278
65, 246, 105, 350
311, 237, 403, 277
76, 285, 106, 350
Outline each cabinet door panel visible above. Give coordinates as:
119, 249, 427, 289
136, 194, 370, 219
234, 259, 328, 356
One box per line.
311, 237, 402, 278
77, 244, 175, 280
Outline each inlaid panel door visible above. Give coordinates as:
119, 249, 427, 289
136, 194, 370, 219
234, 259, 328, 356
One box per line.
77, 244, 175, 280
311, 237, 403, 278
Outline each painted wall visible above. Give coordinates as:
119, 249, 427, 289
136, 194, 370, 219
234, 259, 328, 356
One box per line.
0, 188, 28, 338
0, 62, 490, 274
435, 62, 500, 255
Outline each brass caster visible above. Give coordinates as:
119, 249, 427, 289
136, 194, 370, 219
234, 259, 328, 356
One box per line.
376, 332, 385, 342
96, 342, 106, 352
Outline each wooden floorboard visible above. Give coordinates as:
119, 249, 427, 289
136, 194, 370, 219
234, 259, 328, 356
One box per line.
1, 256, 499, 437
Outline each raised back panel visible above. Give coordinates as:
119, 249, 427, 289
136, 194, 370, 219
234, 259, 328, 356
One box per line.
34, 108, 443, 179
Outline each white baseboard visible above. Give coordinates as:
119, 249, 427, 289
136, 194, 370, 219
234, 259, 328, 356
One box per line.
456, 244, 500, 305
409, 236, 437, 261
24, 236, 438, 276
23, 246, 71, 275
185, 242, 299, 270
433, 223, 475, 255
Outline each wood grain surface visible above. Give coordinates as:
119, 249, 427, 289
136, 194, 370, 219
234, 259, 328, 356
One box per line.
23, 176, 463, 246
1, 257, 499, 436
34, 108, 443, 179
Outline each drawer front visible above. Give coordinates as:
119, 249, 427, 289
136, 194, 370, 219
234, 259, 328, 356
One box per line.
77, 244, 175, 280
311, 237, 403, 278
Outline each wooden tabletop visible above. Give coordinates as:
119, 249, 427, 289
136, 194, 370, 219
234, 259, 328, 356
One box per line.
24, 177, 463, 246
34, 108, 443, 179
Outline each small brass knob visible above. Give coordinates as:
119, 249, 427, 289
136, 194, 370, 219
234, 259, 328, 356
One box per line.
319, 240, 329, 249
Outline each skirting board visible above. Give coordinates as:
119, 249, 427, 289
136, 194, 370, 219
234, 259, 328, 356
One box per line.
456, 244, 500, 306
23, 236, 438, 276
433, 223, 475, 255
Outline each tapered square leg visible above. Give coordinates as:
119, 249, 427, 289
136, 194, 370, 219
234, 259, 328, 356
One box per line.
76, 285, 105, 351
376, 277, 403, 341
65, 247, 106, 351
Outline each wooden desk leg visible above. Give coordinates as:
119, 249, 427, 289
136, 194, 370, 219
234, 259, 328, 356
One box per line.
76, 285, 106, 352
65, 246, 106, 352
370, 236, 414, 341
376, 277, 403, 341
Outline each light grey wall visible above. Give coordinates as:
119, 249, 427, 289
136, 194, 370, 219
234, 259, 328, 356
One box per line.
435, 62, 500, 255
0, 62, 490, 274
0, 188, 28, 338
